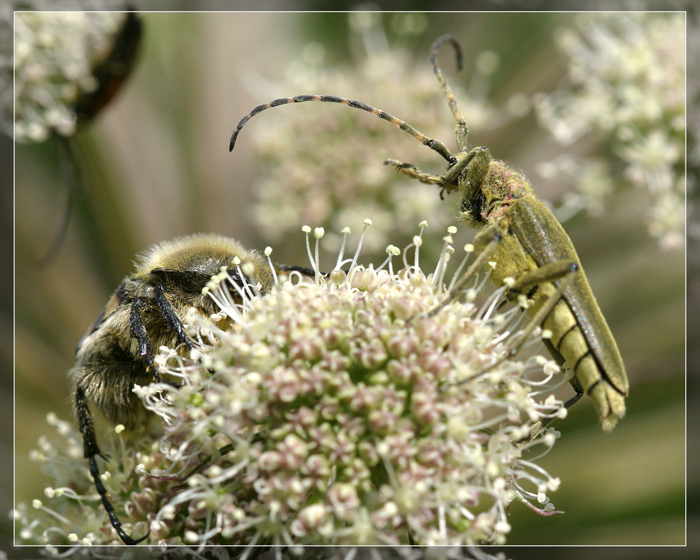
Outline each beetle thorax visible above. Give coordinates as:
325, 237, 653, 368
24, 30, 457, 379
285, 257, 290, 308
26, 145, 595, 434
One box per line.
479, 160, 535, 224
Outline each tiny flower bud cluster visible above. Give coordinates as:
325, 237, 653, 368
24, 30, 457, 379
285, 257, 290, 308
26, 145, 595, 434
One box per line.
140, 227, 563, 547
16, 225, 565, 551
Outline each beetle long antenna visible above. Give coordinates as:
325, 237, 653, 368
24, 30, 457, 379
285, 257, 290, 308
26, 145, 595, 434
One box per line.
229, 94, 455, 164
429, 35, 468, 152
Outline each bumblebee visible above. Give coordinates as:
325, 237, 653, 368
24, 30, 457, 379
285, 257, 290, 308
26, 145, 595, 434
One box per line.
70, 233, 280, 544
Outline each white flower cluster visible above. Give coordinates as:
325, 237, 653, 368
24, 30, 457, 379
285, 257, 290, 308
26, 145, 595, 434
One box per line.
11, 11, 128, 142
534, 13, 685, 250
16, 224, 566, 550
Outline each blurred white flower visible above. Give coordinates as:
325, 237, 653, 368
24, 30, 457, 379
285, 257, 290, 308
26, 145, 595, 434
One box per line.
534, 13, 685, 250
240, 14, 526, 258
7, 9, 138, 142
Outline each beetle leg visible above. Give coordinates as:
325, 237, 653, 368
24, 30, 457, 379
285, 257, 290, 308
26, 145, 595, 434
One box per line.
455, 260, 579, 388
384, 146, 488, 202
525, 375, 584, 443
564, 376, 585, 410
502, 261, 579, 360
384, 159, 446, 185
505, 262, 586, 444
426, 224, 503, 319
504, 260, 578, 301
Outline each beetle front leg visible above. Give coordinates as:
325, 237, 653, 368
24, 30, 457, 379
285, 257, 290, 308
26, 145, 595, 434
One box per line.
426, 224, 503, 319
384, 159, 446, 186
385, 146, 489, 197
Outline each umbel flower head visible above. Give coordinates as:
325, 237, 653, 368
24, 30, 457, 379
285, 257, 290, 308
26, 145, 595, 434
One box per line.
16, 222, 565, 552
8, 9, 139, 142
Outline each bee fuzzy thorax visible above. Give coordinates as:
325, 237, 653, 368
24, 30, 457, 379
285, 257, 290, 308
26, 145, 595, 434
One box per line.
137, 233, 254, 269
135, 233, 272, 287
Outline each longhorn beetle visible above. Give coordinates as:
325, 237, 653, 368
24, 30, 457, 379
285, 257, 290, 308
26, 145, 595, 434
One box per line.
229, 34, 628, 434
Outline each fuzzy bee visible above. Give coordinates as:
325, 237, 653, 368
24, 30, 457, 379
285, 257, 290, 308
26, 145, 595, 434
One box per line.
70, 233, 297, 544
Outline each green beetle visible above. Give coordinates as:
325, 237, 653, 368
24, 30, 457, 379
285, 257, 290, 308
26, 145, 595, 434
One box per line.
229, 35, 628, 433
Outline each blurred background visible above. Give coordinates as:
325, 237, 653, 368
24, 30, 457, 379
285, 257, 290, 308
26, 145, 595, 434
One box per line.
6, 7, 689, 553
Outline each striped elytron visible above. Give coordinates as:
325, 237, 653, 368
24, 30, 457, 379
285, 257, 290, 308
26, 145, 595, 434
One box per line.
229, 35, 628, 433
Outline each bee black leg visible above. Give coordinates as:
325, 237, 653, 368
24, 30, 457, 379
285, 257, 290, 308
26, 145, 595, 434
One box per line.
129, 299, 162, 380
75, 385, 102, 459
275, 264, 319, 278
88, 455, 149, 545
130, 293, 191, 388
153, 284, 193, 349
75, 386, 149, 545
134, 290, 188, 389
